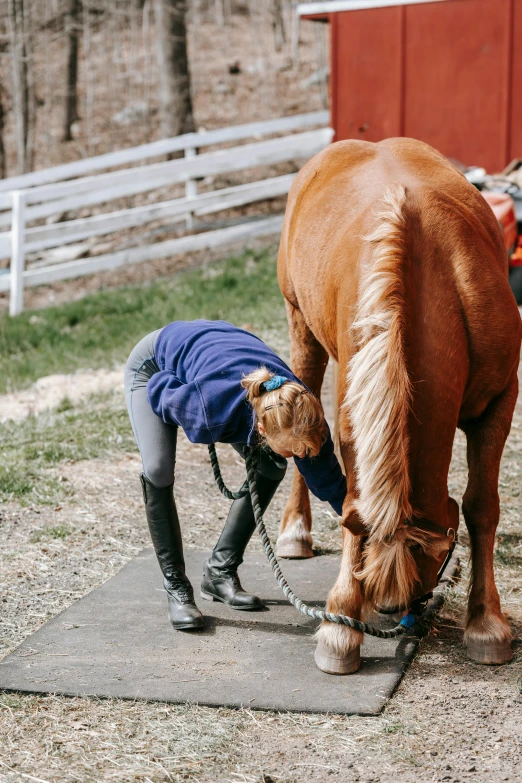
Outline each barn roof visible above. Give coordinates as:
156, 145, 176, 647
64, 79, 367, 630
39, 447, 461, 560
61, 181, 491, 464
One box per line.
297, 0, 452, 16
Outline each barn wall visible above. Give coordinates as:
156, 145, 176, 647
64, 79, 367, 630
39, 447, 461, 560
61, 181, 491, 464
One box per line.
330, 0, 520, 172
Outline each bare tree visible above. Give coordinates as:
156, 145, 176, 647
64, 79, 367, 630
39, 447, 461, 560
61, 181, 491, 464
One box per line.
63, 0, 81, 141
215, 0, 224, 25
7, 0, 35, 173
153, 0, 195, 139
0, 82, 6, 178
0, 11, 8, 178
271, 0, 285, 52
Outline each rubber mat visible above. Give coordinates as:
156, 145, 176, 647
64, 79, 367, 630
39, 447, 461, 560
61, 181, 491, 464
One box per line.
0, 550, 458, 715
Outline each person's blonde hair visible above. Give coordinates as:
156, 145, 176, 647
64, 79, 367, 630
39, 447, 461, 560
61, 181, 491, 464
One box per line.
241, 366, 326, 457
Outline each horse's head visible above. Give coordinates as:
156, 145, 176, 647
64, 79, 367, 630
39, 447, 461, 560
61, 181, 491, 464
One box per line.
344, 496, 459, 611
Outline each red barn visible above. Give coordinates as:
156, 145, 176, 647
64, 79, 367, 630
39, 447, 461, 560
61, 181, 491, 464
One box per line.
298, 0, 522, 172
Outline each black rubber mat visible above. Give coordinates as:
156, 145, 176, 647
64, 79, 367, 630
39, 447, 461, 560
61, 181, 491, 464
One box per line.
0, 550, 458, 715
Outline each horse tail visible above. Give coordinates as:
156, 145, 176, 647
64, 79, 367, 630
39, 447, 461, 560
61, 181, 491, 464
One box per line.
345, 184, 418, 608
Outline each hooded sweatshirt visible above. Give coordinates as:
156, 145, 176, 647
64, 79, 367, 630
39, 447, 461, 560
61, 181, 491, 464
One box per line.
147, 320, 346, 516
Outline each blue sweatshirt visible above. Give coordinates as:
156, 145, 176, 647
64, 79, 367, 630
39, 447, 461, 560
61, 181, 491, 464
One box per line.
147, 320, 346, 515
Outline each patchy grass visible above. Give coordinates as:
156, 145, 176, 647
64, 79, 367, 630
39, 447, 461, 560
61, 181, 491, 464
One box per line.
29, 524, 73, 543
382, 720, 404, 734
495, 533, 522, 567
0, 245, 286, 393
0, 391, 134, 504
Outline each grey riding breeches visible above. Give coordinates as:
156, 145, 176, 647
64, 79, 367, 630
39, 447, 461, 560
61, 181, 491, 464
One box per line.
124, 329, 177, 488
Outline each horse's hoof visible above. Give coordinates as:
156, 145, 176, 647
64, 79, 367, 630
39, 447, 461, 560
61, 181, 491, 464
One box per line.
314, 642, 361, 675
466, 639, 513, 665
276, 541, 314, 559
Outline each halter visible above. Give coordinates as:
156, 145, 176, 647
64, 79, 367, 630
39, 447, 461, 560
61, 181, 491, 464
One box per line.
378, 516, 458, 615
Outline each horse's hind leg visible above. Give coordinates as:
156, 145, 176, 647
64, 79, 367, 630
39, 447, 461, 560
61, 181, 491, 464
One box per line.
461, 370, 518, 664
276, 300, 329, 559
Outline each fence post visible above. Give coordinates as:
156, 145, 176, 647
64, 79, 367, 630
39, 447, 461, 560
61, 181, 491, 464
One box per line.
185, 146, 197, 230
9, 190, 26, 317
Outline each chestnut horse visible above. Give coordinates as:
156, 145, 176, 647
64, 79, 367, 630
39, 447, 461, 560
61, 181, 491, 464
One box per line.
277, 137, 521, 674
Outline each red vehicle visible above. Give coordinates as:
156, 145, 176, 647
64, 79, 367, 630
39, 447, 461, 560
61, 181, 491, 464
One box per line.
481, 191, 522, 304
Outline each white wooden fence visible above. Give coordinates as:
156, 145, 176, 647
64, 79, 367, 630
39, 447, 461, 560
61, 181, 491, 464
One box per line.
0, 111, 331, 316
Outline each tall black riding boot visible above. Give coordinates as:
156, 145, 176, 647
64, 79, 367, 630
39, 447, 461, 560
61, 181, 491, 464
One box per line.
141, 474, 204, 630
201, 472, 283, 610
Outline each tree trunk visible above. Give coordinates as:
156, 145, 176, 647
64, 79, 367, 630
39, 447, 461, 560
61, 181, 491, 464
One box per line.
0, 83, 6, 179
63, 0, 81, 142
153, 0, 195, 139
271, 0, 286, 52
7, 0, 36, 174
215, 0, 224, 25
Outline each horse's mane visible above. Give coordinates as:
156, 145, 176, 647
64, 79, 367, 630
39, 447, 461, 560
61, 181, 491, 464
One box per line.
345, 185, 419, 607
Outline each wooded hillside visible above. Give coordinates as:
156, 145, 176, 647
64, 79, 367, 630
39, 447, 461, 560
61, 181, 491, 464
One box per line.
0, 0, 329, 177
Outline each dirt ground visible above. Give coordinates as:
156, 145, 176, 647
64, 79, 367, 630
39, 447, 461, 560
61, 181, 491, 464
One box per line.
1, 359, 521, 783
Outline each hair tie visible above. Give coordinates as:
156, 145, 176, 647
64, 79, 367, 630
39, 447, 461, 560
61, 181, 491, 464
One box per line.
263, 375, 287, 392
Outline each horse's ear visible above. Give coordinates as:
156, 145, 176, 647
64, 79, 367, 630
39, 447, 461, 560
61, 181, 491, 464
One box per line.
342, 503, 366, 536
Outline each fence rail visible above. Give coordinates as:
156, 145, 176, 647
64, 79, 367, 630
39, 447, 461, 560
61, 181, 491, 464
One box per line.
0, 129, 329, 224
0, 111, 329, 194
0, 216, 285, 294
0, 175, 296, 257
1, 113, 332, 316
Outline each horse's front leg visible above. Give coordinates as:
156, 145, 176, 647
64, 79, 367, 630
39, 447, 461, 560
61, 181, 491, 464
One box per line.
276, 300, 329, 559
315, 400, 364, 674
314, 524, 364, 674
462, 370, 518, 664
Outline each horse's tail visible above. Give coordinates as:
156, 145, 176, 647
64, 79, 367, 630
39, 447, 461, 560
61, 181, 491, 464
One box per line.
345, 184, 419, 609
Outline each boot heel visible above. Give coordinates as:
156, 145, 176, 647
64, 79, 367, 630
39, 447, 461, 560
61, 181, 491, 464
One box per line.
200, 590, 218, 602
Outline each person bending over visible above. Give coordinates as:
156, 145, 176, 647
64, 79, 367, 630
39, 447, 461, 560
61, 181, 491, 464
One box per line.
124, 320, 346, 630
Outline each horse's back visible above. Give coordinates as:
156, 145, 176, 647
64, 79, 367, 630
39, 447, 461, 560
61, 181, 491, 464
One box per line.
279, 137, 521, 410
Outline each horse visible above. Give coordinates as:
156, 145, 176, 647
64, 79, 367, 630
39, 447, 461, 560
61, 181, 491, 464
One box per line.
276, 137, 522, 674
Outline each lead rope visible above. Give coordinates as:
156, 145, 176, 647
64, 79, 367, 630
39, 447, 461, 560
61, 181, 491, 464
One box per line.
208, 444, 420, 639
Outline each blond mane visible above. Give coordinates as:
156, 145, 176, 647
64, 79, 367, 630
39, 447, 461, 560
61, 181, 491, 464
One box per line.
345, 185, 417, 607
